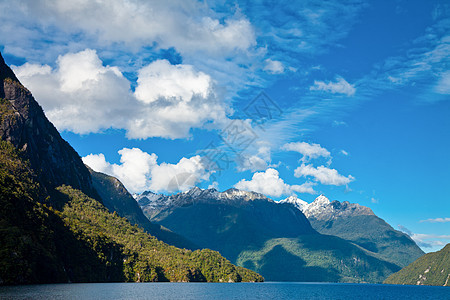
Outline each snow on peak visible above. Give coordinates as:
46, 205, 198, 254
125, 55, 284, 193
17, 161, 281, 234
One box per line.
279, 195, 308, 210
313, 194, 330, 205
221, 188, 269, 201
278, 194, 373, 220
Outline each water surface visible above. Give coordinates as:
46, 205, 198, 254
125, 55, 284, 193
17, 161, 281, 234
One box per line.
0, 282, 448, 299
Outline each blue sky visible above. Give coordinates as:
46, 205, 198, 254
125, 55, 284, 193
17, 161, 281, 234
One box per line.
1, 0, 449, 252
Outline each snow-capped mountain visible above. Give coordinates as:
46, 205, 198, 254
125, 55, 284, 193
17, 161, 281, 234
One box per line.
280, 194, 374, 220
279, 194, 424, 268
278, 195, 308, 211
135, 187, 272, 210
135, 187, 415, 283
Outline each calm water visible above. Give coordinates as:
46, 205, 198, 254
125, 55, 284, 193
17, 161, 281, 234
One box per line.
0, 282, 449, 300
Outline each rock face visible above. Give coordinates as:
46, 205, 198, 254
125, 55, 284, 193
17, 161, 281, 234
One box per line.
385, 243, 450, 286
0, 53, 98, 203
280, 194, 424, 268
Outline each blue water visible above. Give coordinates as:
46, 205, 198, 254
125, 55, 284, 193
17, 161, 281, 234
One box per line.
0, 282, 449, 300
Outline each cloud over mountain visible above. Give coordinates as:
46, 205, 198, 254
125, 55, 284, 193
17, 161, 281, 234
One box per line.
14, 50, 229, 139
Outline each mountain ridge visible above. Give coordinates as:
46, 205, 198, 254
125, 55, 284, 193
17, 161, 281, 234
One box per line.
137, 187, 406, 283
279, 194, 424, 268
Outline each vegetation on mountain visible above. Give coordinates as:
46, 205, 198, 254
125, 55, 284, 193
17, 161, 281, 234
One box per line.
310, 215, 424, 268
140, 189, 403, 283
0, 53, 263, 284
90, 169, 198, 250
237, 235, 400, 283
384, 244, 450, 286
58, 185, 263, 283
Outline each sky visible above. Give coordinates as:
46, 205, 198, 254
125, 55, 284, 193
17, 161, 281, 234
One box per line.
0, 0, 449, 253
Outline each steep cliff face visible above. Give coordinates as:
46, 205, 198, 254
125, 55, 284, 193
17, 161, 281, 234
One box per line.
0, 53, 98, 203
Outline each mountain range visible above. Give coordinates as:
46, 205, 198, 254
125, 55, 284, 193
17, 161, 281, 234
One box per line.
0, 52, 262, 284
279, 194, 424, 267
136, 188, 424, 283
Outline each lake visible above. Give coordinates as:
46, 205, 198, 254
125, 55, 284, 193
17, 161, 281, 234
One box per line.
0, 282, 448, 299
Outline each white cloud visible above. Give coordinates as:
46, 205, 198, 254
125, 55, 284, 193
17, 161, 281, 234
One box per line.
332, 120, 347, 127
435, 71, 450, 94
13, 49, 132, 134
149, 155, 209, 193
1, 0, 256, 58
398, 225, 450, 252
83, 148, 209, 193
340, 150, 349, 156
234, 168, 316, 198
420, 217, 450, 223
237, 144, 271, 172
310, 76, 356, 96
208, 181, 219, 190
135, 59, 212, 104
13, 50, 229, 139
291, 181, 316, 195
282, 142, 331, 162
263, 59, 284, 74
294, 164, 354, 186
83, 148, 157, 193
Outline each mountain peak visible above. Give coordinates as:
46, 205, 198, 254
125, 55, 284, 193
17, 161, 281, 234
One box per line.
279, 194, 375, 221
278, 195, 308, 210
313, 194, 330, 205
222, 188, 269, 201
0, 52, 19, 85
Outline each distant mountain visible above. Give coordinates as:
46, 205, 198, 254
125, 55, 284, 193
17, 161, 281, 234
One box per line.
385, 244, 450, 286
137, 187, 401, 283
280, 195, 424, 267
0, 52, 262, 284
137, 187, 315, 261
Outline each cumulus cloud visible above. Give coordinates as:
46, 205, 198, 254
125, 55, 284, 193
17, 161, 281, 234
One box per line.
310, 76, 356, 96
294, 164, 354, 186
234, 168, 316, 198
237, 144, 271, 172
13, 50, 229, 139
13, 49, 132, 134
420, 217, 450, 223
281, 142, 330, 162
83, 148, 157, 193
263, 59, 284, 74
135, 59, 212, 103
82, 148, 209, 193
149, 155, 209, 193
